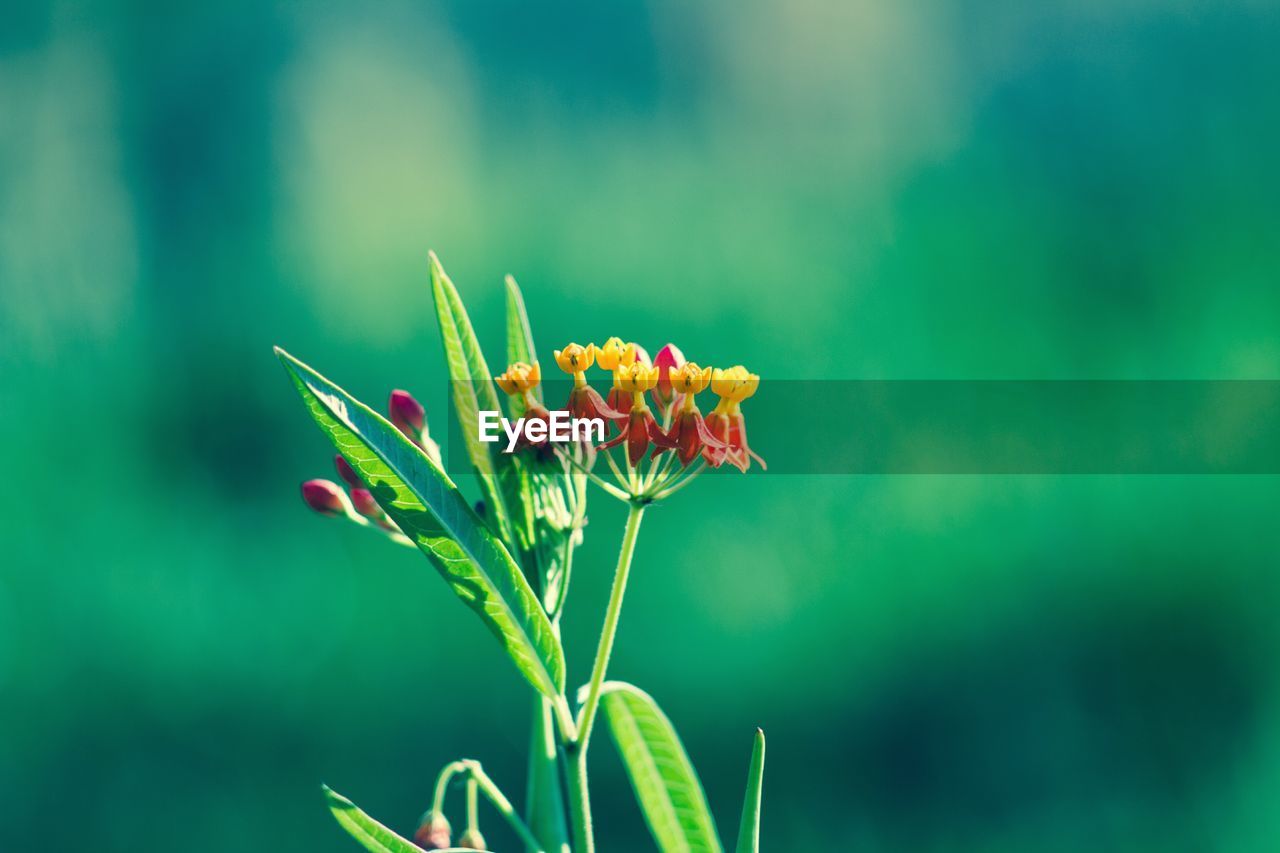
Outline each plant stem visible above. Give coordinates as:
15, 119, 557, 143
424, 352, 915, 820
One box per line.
464, 760, 546, 851
602, 446, 628, 490
564, 747, 593, 853
465, 775, 480, 834
550, 534, 575, 621
562, 447, 630, 502
525, 696, 570, 853
650, 461, 707, 501
552, 695, 578, 742
431, 760, 469, 814
576, 502, 646, 748
565, 502, 647, 852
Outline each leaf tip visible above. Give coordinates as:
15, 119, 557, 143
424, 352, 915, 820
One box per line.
428, 250, 450, 296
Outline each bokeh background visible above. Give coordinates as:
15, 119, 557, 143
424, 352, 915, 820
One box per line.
4, 1, 1280, 850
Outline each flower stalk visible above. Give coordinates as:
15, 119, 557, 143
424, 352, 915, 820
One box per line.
565, 501, 647, 852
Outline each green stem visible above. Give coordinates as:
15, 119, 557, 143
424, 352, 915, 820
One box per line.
550, 535, 576, 621
431, 760, 469, 814
565, 502, 647, 852
563, 448, 629, 502
526, 649, 570, 851
576, 503, 646, 747
464, 760, 546, 851
564, 747, 592, 853
650, 462, 707, 501
602, 446, 628, 490
465, 775, 480, 835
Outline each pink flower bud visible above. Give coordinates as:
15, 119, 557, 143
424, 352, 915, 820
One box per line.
333, 455, 361, 489
349, 488, 381, 519
458, 828, 486, 850
653, 343, 685, 401
388, 389, 426, 440
414, 812, 452, 850
301, 479, 346, 516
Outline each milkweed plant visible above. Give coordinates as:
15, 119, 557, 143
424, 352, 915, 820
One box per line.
279, 252, 767, 853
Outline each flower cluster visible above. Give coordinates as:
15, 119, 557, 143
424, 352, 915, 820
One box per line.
496, 340, 765, 503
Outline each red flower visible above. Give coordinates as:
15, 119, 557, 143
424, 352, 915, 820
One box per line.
651, 363, 724, 466
663, 408, 726, 466
604, 386, 633, 419
568, 384, 624, 423
597, 363, 672, 464
600, 407, 675, 466
703, 410, 767, 472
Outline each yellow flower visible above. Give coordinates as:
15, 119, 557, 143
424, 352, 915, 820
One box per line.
495, 361, 540, 395
711, 366, 760, 404
614, 362, 660, 393
596, 337, 638, 371
554, 343, 595, 375
670, 363, 713, 396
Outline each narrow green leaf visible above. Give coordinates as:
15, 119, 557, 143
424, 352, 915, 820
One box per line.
428, 250, 514, 543
733, 729, 766, 853
499, 274, 539, 582
322, 786, 428, 853
600, 681, 723, 853
504, 274, 542, 414
277, 347, 565, 699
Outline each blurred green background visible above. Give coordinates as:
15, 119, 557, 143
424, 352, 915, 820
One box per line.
4, 1, 1280, 850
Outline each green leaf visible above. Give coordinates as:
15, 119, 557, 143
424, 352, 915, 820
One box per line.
504, 274, 542, 414
733, 729, 766, 853
276, 347, 565, 699
322, 786, 426, 853
499, 275, 540, 585
600, 681, 723, 853
428, 250, 514, 544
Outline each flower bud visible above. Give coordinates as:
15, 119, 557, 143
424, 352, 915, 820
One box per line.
653, 343, 685, 403
389, 389, 426, 439
458, 828, 487, 850
413, 811, 452, 850
301, 479, 347, 517
349, 488, 381, 519
333, 455, 361, 489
